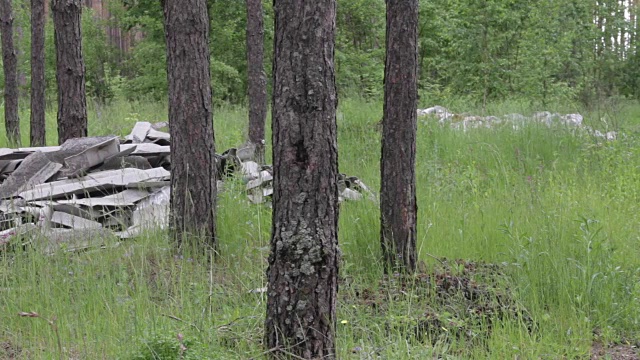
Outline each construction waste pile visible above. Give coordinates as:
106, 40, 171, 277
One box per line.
0, 122, 373, 253
418, 106, 618, 140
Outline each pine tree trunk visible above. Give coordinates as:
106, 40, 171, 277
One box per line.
380, 0, 418, 274
52, 0, 87, 144
0, 0, 21, 146
265, 0, 339, 358
246, 0, 267, 163
162, 0, 217, 250
30, 0, 46, 146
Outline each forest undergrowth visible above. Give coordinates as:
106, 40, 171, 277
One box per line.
1, 97, 639, 359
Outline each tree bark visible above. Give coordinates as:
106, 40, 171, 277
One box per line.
265, 0, 339, 358
30, 0, 46, 146
52, 0, 87, 144
246, 0, 267, 163
0, 0, 21, 146
162, 0, 217, 250
380, 0, 418, 274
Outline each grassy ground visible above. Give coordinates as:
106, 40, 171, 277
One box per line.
1, 98, 639, 359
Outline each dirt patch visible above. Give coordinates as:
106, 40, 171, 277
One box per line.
346, 258, 535, 347
0, 340, 22, 359
592, 342, 639, 360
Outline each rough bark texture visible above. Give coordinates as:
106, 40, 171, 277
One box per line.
52, 0, 87, 145
380, 0, 418, 274
0, 0, 20, 146
265, 0, 339, 358
246, 0, 267, 162
30, 0, 46, 146
163, 0, 217, 250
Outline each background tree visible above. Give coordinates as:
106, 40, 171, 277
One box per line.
335, 0, 385, 98
246, 0, 267, 162
0, 0, 20, 146
30, 0, 45, 146
52, 0, 87, 144
380, 0, 418, 273
162, 0, 217, 250
264, 0, 339, 357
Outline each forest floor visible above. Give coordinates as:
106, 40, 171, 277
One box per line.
1, 98, 640, 359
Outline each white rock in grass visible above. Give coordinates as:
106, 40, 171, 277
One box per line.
418, 106, 454, 123
562, 114, 583, 126
341, 188, 363, 201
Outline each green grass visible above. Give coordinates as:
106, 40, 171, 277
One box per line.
1, 97, 640, 359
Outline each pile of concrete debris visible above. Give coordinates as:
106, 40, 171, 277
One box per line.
0, 122, 373, 253
418, 106, 618, 140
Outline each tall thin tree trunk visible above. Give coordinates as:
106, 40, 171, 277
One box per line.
0, 0, 21, 146
30, 0, 46, 146
380, 0, 418, 274
162, 0, 217, 250
265, 0, 339, 358
52, 0, 87, 144
246, 0, 267, 163
631, 0, 637, 54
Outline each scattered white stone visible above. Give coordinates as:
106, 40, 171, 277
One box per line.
417, 106, 617, 140
562, 114, 583, 126
418, 106, 454, 123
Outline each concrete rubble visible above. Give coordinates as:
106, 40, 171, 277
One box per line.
418, 106, 618, 140
0, 122, 374, 253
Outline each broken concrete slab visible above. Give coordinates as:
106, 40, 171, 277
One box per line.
247, 187, 273, 204
46, 136, 117, 164
0, 198, 27, 213
102, 145, 138, 162
0, 148, 14, 158
122, 143, 171, 157
236, 143, 257, 162
241, 161, 261, 179
19, 167, 170, 201
151, 121, 168, 130
126, 180, 171, 190
99, 155, 152, 171
51, 211, 103, 230
341, 188, 363, 201
119, 186, 170, 237
0, 223, 38, 246
49, 203, 98, 222
0, 121, 375, 251
246, 171, 273, 191
125, 122, 152, 143
41, 228, 117, 254
0, 159, 10, 172
3, 143, 170, 161
0, 152, 63, 200
146, 128, 170, 144
57, 189, 150, 207
101, 212, 132, 230
60, 136, 121, 178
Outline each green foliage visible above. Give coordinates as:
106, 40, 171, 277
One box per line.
118, 0, 273, 105
417, 0, 637, 106
126, 333, 212, 360
335, 0, 385, 98
82, 8, 122, 102
1, 0, 638, 106
122, 39, 167, 101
